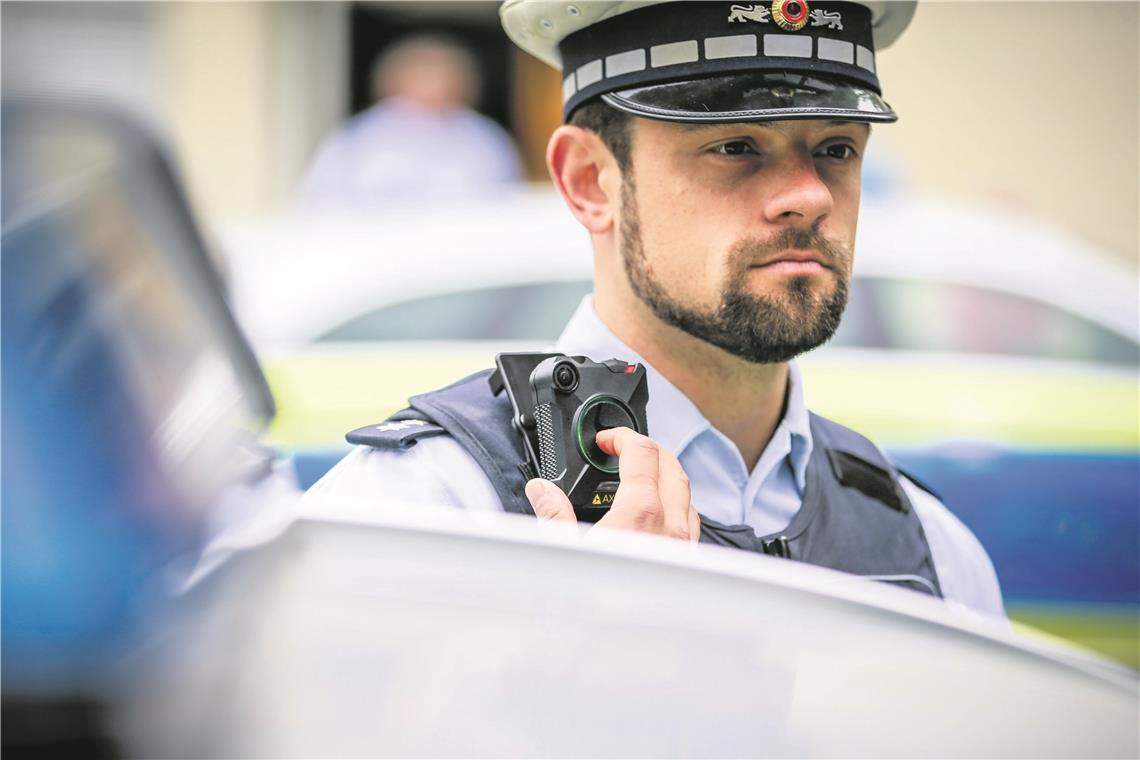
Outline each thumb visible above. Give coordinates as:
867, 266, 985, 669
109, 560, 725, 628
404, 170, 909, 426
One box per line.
525, 478, 576, 523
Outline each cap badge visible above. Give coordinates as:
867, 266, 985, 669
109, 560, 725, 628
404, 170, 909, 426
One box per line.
771, 0, 810, 31
809, 8, 843, 30
727, 4, 772, 23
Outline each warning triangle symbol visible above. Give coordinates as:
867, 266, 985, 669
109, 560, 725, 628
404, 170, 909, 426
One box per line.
592, 494, 602, 505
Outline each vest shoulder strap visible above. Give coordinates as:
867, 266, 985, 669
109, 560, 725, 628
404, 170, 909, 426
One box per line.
895, 466, 943, 502
415, 369, 535, 514
347, 368, 533, 514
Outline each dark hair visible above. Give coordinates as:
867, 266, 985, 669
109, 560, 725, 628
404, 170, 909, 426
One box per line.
568, 100, 633, 173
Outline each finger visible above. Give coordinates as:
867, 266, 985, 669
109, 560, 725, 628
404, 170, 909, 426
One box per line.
598, 427, 691, 540
655, 448, 693, 541
687, 504, 702, 543
525, 478, 576, 523
595, 427, 662, 531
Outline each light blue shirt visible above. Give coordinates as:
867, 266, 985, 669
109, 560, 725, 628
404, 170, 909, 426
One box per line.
305, 296, 1006, 619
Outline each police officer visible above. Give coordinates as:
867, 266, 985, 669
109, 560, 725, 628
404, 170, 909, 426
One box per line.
306, 0, 1004, 617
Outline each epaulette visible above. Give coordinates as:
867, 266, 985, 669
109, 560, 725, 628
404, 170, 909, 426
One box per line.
346, 416, 447, 450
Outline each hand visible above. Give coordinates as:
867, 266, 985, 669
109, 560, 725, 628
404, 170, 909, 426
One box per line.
524, 427, 701, 542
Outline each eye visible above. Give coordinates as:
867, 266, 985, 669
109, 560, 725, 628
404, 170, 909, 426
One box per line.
710, 140, 759, 157
816, 143, 858, 160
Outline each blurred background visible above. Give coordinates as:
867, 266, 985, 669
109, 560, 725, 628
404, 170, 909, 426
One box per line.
2, 2, 1138, 744
3, 1, 1137, 255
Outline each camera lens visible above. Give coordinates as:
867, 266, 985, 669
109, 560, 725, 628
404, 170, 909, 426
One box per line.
552, 362, 578, 392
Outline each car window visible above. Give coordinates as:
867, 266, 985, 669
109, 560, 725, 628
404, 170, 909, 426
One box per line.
825, 275, 889, 351
317, 280, 593, 342
831, 277, 1139, 365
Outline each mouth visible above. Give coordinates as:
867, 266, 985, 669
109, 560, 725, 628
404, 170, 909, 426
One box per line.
750, 249, 831, 275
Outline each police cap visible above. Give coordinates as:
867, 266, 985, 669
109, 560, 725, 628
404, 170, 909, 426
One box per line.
501, 0, 915, 123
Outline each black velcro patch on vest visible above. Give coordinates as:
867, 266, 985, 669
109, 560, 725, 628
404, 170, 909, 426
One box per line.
826, 449, 907, 513
346, 419, 447, 450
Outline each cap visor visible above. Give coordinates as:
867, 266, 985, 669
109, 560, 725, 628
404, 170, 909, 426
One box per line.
601, 72, 896, 123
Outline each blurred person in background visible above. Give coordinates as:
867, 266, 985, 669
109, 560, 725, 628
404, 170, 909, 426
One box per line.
295, 32, 522, 211
307, 0, 1004, 619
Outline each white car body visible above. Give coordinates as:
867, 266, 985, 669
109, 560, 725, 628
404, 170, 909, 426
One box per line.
125, 502, 1138, 757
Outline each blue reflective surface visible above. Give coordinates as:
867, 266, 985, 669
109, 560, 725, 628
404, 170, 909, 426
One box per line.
1, 214, 195, 686
893, 450, 1139, 606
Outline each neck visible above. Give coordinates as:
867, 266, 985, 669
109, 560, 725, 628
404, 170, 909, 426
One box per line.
595, 288, 789, 472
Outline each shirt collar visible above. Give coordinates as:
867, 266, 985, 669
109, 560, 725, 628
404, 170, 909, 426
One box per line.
782, 358, 814, 493
553, 295, 814, 490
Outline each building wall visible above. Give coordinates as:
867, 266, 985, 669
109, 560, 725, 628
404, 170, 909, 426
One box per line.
154, 2, 349, 222
2, 1, 348, 225
2, 2, 161, 121
875, 1, 1139, 263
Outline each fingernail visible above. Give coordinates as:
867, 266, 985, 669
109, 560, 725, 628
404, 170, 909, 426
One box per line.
525, 478, 551, 503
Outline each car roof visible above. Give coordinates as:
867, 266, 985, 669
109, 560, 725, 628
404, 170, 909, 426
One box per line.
856, 197, 1138, 342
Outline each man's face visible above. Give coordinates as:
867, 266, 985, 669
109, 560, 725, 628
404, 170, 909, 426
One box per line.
618, 117, 868, 364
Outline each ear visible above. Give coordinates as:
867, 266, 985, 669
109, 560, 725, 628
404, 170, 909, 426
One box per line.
546, 125, 621, 235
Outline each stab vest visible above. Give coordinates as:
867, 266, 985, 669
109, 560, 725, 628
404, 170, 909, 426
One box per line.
349, 369, 943, 598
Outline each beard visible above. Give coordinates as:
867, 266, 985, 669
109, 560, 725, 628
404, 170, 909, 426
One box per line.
619, 179, 851, 364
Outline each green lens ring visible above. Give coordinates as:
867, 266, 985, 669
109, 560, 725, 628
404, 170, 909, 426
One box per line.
573, 393, 638, 474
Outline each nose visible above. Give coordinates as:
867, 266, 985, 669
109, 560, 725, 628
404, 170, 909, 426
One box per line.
762, 154, 834, 228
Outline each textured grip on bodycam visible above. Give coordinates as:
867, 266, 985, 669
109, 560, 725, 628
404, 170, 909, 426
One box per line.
534, 403, 560, 480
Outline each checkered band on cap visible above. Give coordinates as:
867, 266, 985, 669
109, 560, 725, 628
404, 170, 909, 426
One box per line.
558, 1, 877, 120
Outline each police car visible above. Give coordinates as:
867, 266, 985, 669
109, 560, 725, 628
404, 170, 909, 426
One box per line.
221, 188, 1139, 665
